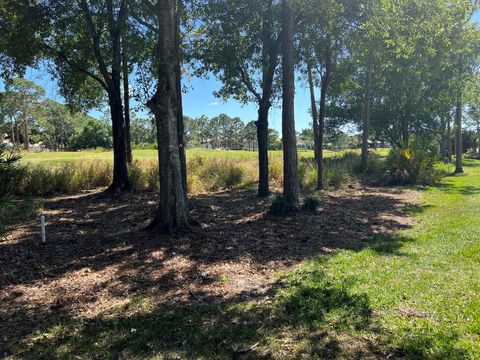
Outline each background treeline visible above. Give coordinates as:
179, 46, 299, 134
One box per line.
0, 78, 112, 151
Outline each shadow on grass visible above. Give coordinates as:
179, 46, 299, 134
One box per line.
431, 183, 480, 196
17, 265, 374, 359
404, 203, 434, 216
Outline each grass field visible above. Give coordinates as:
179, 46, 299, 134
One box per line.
10, 159, 480, 358
20, 148, 390, 164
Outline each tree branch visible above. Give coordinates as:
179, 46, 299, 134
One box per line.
78, 0, 113, 90
41, 43, 108, 91
238, 62, 261, 102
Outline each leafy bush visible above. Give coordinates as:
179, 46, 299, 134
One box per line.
0, 144, 24, 196
71, 119, 112, 151
300, 153, 359, 190
384, 139, 440, 185
199, 160, 246, 190
324, 162, 351, 188
128, 159, 159, 192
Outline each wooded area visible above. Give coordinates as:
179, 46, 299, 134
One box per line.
1, 0, 480, 358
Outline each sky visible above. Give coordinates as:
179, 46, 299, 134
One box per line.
1, 9, 479, 134
0, 65, 314, 134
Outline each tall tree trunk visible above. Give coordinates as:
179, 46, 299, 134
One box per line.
317, 37, 332, 190
455, 98, 463, 174
447, 116, 452, 163
257, 101, 270, 197
80, 0, 130, 193
175, 0, 188, 198
439, 116, 447, 160
147, 0, 188, 232
15, 122, 20, 145
122, 42, 133, 165
360, 50, 373, 172
11, 123, 15, 146
107, 79, 131, 193
307, 62, 320, 163
256, 0, 280, 198
23, 116, 29, 151
477, 124, 480, 153
281, 0, 300, 207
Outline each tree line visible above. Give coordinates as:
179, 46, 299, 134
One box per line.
0, 82, 288, 151
0, 78, 112, 151
1, 0, 479, 231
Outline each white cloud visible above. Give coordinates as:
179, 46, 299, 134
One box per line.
208, 102, 220, 106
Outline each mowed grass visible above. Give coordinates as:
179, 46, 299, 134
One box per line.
304, 159, 480, 358
15, 159, 480, 359
20, 148, 390, 164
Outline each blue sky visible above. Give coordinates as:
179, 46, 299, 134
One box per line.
0, 66, 314, 133
2, 9, 479, 134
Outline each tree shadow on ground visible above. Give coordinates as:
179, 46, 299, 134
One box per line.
14, 265, 377, 359
1, 185, 418, 357
430, 183, 480, 196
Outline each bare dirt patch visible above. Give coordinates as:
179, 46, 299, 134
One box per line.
0, 184, 418, 354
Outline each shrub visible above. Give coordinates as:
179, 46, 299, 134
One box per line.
302, 195, 321, 213
0, 144, 24, 196
324, 162, 351, 188
384, 139, 439, 185
269, 158, 283, 182
362, 153, 386, 177
20, 161, 112, 195
198, 160, 246, 191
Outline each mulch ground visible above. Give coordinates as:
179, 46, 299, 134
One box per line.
0, 183, 419, 354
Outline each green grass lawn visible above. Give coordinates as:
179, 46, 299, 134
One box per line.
304, 160, 480, 358
20, 148, 390, 164
16, 159, 480, 359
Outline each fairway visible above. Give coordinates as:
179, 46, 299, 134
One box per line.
20, 148, 390, 164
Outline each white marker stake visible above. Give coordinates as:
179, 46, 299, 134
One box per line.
40, 215, 46, 243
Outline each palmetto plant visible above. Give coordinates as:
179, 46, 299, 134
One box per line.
0, 143, 22, 196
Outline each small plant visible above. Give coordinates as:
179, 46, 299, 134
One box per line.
199, 160, 246, 191
302, 195, 321, 213
324, 163, 350, 188
269, 158, 283, 181
219, 274, 229, 284
0, 143, 24, 195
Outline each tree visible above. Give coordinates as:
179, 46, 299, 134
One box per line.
72, 118, 112, 150
129, 115, 156, 145
267, 128, 282, 150
192, 0, 282, 197
211, 114, 245, 149
142, 0, 189, 232
1, 0, 133, 192
281, 0, 300, 207
297, 0, 357, 189
243, 121, 258, 150
5, 78, 45, 150
40, 100, 86, 150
